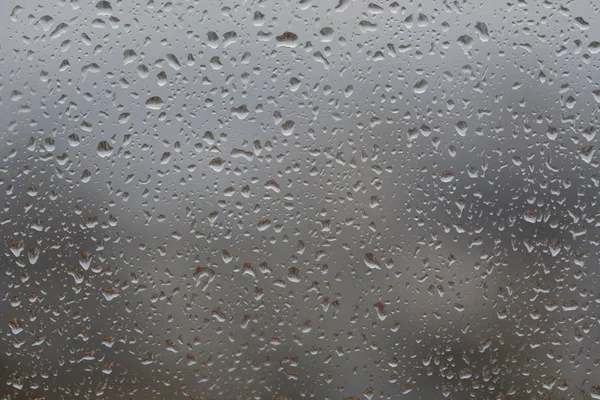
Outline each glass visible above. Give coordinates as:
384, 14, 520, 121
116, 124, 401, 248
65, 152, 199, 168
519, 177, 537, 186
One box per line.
1, 0, 599, 399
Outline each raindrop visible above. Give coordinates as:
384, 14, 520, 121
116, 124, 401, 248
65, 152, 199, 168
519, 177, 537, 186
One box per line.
145, 96, 164, 110
97, 141, 114, 158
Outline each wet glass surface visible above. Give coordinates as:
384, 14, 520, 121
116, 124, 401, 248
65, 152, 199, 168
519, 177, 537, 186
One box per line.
1, 0, 600, 399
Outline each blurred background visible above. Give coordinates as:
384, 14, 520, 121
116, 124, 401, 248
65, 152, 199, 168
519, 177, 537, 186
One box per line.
1, 0, 600, 399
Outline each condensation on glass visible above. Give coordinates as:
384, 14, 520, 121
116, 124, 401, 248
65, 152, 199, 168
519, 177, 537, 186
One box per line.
1, 0, 600, 399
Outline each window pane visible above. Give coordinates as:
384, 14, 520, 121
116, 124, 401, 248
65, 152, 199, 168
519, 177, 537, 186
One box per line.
1, 0, 599, 399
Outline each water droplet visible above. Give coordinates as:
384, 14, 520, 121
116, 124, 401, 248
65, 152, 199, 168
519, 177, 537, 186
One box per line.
364, 252, 381, 269
10, 239, 24, 257
79, 250, 93, 270
440, 170, 455, 182
455, 120, 468, 136
145, 96, 164, 110
413, 79, 428, 94
209, 157, 225, 172
457, 35, 474, 53
97, 141, 114, 158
